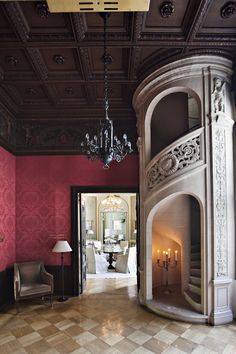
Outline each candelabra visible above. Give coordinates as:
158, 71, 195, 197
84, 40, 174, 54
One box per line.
157, 249, 178, 294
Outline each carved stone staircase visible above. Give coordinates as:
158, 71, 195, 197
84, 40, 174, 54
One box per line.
184, 244, 201, 312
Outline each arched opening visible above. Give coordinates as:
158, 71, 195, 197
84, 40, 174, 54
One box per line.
151, 193, 202, 316
151, 92, 200, 158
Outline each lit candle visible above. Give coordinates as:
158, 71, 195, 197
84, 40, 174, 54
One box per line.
165, 251, 168, 261
168, 248, 171, 259
157, 249, 160, 261
174, 250, 178, 261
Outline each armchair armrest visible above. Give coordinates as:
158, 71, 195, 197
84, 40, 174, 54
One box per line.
41, 267, 54, 293
14, 265, 20, 299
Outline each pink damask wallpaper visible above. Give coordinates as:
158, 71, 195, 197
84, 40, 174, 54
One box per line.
16, 155, 138, 266
0, 147, 16, 271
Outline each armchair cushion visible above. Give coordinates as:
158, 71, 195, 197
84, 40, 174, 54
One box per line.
20, 284, 51, 297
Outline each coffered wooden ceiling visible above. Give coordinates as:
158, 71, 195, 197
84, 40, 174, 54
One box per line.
0, 0, 235, 154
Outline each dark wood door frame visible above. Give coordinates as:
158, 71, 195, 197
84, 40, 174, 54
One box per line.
71, 186, 139, 296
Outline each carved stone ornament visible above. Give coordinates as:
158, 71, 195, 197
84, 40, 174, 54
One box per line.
6, 56, 18, 66
221, 2, 236, 18
160, 1, 175, 18
147, 135, 200, 190
158, 154, 179, 176
36, 2, 49, 18
212, 77, 226, 114
53, 54, 65, 65
214, 129, 227, 278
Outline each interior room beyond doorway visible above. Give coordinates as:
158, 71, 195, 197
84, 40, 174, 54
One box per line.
82, 192, 137, 280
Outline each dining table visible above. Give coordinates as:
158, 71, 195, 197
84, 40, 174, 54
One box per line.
103, 244, 122, 269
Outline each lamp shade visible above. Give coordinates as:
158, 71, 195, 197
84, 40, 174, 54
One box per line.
52, 240, 72, 253
87, 230, 94, 235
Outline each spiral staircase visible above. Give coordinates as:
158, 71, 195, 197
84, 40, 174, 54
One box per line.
145, 127, 204, 316
134, 56, 235, 325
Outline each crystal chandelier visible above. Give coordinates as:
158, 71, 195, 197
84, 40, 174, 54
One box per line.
101, 194, 123, 211
81, 13, 133, 169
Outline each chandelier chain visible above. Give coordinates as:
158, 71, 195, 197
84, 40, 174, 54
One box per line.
80, 12, 133, 169
104, 13, 109, 120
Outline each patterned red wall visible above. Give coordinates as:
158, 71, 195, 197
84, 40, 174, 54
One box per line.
16, 155, 138, 266
0, 147, 16, 271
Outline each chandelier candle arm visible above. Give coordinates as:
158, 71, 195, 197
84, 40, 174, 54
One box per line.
80, 12, 133, 169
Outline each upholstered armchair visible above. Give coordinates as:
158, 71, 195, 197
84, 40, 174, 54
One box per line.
14, 261, 54, 312
115, 246, 137, 274
86, 246, 108, 274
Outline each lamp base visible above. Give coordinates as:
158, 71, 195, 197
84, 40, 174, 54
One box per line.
57, 296, 68, 302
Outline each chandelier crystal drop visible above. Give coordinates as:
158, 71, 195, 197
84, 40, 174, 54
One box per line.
80, 13, 133, 169
101, 194, 123, 211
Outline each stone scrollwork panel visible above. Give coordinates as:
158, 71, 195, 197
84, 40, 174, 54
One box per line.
214, 129, 227, 278
147, 135, 201, 190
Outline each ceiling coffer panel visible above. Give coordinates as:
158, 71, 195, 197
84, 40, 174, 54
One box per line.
46, 0, 150, 13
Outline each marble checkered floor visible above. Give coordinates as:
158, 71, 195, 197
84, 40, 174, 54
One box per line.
0, 277, 236, 354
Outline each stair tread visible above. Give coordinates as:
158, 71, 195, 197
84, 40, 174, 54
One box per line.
188, 283, 201, 296
190, 276, 201, 285
191, 253, 200, 260
190, 268, 201, 272
191, 244, 201, 252
185, 289, 201, 304
189, 280, 201, 287
190, 275, 201, 280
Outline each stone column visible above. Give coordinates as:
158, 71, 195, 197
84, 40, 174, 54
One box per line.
209, 77, 234, 325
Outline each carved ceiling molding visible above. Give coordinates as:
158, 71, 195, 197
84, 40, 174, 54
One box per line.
0, 87, 18, 115
79, 48, 93, 80
71, 13, 87, 42
140, 32, 185, 42
27, 48, 48, 80
3, 2, 30, 42
4, 72, 36, 82
159, 2, 175, 18
86, 32, 130, 42
129, 47, 142, 80
187, 48, 234, 59
221, 1, 236, 18
133, 12, 146, 41
185, 0, 213, 42
29, 32, 74, 41
2, 84, 23, 106
0, 2, 235, 130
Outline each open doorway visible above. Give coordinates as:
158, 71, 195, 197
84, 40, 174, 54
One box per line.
71, 187, 139, 296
